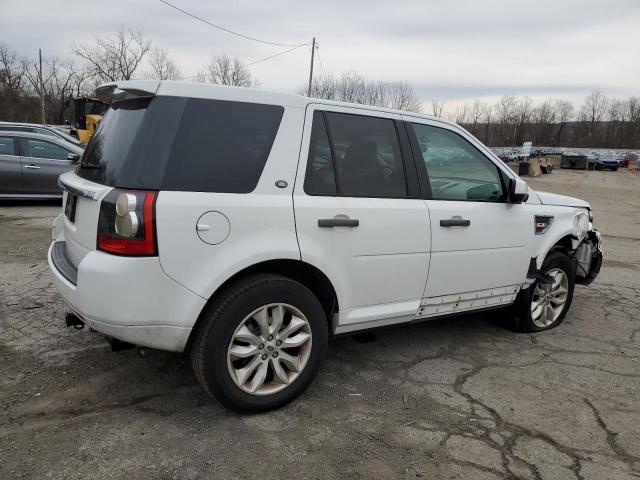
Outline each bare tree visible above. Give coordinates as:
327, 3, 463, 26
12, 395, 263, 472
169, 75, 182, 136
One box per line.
146, 47, 180, 80
0, 43, 26, 94
495, 94, 518, 144
554, 99, 573, 144
192, 70, 208, 84
387, 81, 421, 112
431, 99, 445, 117
452, 104, 468, 124
206, 54, 258, 87
71, 28, 151, 82
309, 73, 338, 100
337, 71, 366, 103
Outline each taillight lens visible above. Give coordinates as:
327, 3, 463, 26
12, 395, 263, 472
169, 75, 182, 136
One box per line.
97, 190, 157, 256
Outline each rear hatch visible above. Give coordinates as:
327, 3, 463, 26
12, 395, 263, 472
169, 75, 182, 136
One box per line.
62, 81, 284, 269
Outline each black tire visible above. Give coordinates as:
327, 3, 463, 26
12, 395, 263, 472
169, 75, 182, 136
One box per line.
506, 251, 576, 332
190, 274, 328, 412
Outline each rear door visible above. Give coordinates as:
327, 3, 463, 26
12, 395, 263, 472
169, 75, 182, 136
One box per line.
19, 137, 75, 195
404, 118, 531, 313
0, 136, 22, 195
294, 106, 431, 332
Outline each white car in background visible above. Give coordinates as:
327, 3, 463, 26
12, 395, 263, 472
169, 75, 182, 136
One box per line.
49, 81, 603, 412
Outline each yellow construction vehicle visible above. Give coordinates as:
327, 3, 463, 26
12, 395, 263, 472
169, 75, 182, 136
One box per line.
71, 97, 108, 143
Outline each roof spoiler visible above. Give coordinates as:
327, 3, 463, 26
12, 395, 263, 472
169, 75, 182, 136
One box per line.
95, 80, 160, 105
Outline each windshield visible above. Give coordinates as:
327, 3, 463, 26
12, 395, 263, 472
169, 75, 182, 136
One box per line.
77, 96, 284, 193
51, 128, 82, 146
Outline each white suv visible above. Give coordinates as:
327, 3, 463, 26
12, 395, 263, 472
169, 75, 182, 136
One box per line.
48, 81, 602, 411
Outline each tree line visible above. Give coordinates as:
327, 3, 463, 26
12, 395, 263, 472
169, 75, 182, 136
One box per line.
0, 28, 259, 125
1, 28, 637, 148
445, 92, 640, 149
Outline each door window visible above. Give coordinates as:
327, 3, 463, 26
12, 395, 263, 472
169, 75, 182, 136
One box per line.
0, 137, 16, 155
304, 111, 407, 198
304, 111, 337, 195
22, 138, 70, 161
411, 123, 504, 202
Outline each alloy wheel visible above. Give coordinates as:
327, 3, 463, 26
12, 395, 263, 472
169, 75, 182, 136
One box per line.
531, 268, 569, 328
227, 303, 313, 395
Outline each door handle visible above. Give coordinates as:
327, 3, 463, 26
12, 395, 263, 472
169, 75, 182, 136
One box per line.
25, 164, 41, 169
318, 217, 359, 227
440, 218, 471, 227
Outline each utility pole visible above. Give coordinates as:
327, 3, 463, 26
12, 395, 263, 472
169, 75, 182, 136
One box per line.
39, 49, 45, 124
307, 37, 316, 97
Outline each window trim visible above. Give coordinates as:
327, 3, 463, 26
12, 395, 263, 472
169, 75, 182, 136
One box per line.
303, 108, 413, 200
405, 121, 508, 203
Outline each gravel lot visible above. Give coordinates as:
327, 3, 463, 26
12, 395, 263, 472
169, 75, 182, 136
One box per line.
1, 169, 639, 480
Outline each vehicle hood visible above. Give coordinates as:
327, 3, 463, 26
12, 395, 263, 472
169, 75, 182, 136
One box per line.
533, 190, 591, 209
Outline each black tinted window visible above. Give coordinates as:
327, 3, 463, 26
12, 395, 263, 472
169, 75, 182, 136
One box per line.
77, 96, 283, 193
304, 111, 336, 195
411, 123, 504, 202
303, 111, 407, 198
0, 137, 16, 155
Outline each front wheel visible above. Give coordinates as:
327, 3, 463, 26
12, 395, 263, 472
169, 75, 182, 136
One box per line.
190, 274, 328, 412
506, 251, 576, 332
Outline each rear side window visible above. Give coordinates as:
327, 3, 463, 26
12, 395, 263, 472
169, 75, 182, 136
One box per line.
0, 137, 16, 155
77, 96, 283, 193
304, 111, 407, 198
304, 112, 336, 195
22, 138, 70, 160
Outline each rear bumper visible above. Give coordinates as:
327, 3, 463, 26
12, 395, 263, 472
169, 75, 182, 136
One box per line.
48, 241, 207, 352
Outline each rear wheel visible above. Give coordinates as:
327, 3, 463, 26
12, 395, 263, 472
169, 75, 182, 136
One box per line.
190, 274, 328, 412
506, 251, 575, 332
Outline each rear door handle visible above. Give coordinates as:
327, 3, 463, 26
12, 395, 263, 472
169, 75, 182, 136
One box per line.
25, 164, 41, 169
318, 217, 359, 228
440, 218, 471, 227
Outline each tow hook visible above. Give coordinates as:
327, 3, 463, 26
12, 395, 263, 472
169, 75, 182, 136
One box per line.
65, 312, 85, 329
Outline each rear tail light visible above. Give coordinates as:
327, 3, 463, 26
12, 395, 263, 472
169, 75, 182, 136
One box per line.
97, 190, 157, 256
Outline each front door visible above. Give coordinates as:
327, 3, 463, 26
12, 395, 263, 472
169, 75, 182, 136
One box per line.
404, 118, 531, 316
294, 106, 431, 332
19, 137, 75, 195
0, 136, 22, 195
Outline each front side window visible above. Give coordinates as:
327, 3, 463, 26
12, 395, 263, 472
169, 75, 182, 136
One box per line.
22, 138, 70, 160
304, 111, 407, 198
411, 123, 504, 202
0, 137, 16, 155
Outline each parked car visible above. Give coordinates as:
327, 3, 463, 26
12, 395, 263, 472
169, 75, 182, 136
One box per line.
48, 80, 603, 412
620, 152, 637, 168
0, 121, 83, 146
595, 153, 619, 171
0, 131, 83, 198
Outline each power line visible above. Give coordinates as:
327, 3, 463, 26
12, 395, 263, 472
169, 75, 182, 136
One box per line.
172, 44, 308, 80
247, 44, 307, 66
158, 0, 307, 48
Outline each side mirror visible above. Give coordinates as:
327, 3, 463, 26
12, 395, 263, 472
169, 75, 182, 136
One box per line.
507, 176, 529, 203
67, 152, 80, 162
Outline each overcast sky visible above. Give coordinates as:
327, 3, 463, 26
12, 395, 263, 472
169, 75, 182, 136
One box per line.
3, 0, 639, 111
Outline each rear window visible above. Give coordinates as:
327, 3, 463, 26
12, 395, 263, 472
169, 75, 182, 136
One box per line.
77, 96, 284, 193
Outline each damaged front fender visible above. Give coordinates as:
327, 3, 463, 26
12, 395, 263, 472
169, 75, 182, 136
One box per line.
573, 229, 603, 285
